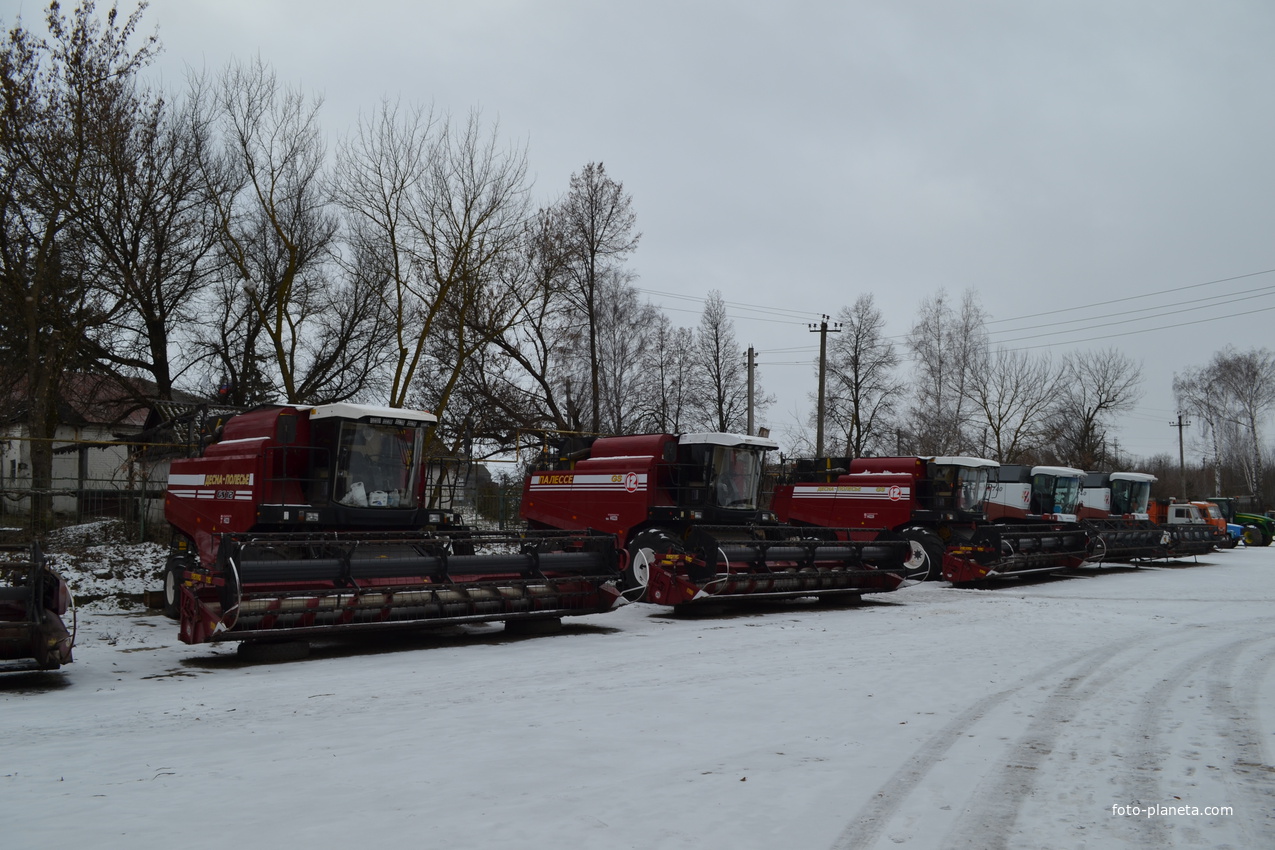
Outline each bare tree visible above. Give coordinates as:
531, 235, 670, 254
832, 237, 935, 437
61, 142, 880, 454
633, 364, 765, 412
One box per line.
334, 103, 534, 433
905, 288, 987, 455
968, 347, 1060, 463
637, 311, 695, 433
1176, 347, 1275, 500
194, 57, 386, 405
690, 290, 758, 433
1047, 348, 1143, 468
558, 162, 640, 433
0, 0, 157, 524
78, 87, 219, 399
821, 293, 902, 458
594, 273, 660, 434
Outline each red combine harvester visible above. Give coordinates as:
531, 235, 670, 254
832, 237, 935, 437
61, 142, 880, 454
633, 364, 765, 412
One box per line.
521, 432, 912, 610
1077, 472, 1170, 562
769, 456, 1000, 582
164, 403, 622, 657
0, 543, 75, 671
975, 464, 1091, 581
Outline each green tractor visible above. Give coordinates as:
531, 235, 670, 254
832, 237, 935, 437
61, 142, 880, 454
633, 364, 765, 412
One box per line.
1209, 497, 1275, 547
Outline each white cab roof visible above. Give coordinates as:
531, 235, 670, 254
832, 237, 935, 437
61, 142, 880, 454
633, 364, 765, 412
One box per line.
680, 432, 779, 450
305, 402, 438, 424
931, 456, 999, 469
1109, 472, 1157, 483
1031, 465, 1086, 478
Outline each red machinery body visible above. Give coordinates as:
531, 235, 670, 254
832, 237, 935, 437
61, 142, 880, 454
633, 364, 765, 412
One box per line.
165, 404, 621, 647
0, 543, 74, 671
1077, 472, 1171, 562
521, 433, 911, 609
770, 456, 998, 583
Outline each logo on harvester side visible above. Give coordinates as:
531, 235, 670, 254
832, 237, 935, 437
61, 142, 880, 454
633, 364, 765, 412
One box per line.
888, 485, 903, 501
624, 472, 639, 492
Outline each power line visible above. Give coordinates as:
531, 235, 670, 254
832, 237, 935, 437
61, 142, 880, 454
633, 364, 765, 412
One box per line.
985, 267, 1275, 325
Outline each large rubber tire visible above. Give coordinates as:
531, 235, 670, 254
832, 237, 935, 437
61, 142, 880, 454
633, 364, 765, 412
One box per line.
902, 528, 945, 582
1242, 525, 1264, 547
625, 529, 679, 601
161, 558, 187, 621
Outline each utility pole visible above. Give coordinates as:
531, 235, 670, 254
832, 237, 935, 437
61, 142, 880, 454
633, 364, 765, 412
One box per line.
1171, 413, 1191, 499
809, 315, 841, 457
745, 346, 755, 436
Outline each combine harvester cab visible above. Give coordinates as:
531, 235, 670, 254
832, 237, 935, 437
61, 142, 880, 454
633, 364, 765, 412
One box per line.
770, 455, 999, 583
164, 404, 622, 655
976, 465, 1091, 582
1077, 472, 1171, 563
521, 433, 911, 610
1147, 499, 1224, 557
0, 543, 75, 671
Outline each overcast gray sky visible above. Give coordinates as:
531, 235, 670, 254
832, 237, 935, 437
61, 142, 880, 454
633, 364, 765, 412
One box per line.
8, 0, 1274, 462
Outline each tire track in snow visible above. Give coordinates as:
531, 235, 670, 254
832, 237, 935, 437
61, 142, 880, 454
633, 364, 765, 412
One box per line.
828, 630, 1170, 850
937, 634, 1207, 850
1204, 634, 1275, 845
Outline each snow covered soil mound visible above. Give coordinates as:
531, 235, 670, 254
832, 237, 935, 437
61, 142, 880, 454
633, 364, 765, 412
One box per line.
35, 520, 165, 613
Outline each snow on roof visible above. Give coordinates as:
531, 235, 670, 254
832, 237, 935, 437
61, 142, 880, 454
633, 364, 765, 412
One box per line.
679, 432, 779, 450
306, 402, 437, 424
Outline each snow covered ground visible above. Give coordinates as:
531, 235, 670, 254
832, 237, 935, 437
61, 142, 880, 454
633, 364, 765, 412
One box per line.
3, 537, 1274, 849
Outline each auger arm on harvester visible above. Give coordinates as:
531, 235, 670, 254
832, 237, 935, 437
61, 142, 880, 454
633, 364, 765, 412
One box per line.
164, 404, 622, 654
521, 432, 912, 610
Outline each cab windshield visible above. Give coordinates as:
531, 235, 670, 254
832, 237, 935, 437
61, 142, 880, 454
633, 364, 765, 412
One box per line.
710, 446, 763, 509
1111, 479, 1152, 515
954, 466, 993, 512
335, 421, 422, 508
1033, 473, 1080, 515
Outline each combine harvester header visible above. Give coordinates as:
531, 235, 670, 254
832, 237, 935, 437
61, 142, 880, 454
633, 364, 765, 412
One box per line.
1077, 472, 1171, 562
164, 403, 622, 658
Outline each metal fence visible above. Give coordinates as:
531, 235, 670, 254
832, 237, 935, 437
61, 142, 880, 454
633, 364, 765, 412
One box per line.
0, 477, 166, 542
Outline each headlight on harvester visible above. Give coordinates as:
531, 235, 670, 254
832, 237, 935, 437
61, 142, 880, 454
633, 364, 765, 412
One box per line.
428, 512, 443, 525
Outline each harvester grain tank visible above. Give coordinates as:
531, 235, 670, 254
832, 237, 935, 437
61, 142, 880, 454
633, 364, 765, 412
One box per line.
521, 432, 911, 609
0, 543, 75, 671
1077, 472, 1170, 562
164, 403, 621, 656
977, 464, 1091, 578
769, 455, 999, 582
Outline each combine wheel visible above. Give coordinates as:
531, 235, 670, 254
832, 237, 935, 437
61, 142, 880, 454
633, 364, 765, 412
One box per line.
161, 557, 190, 620
902, 528, 945, 582
237, 640, 310, 664
625, 529, 679, 601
